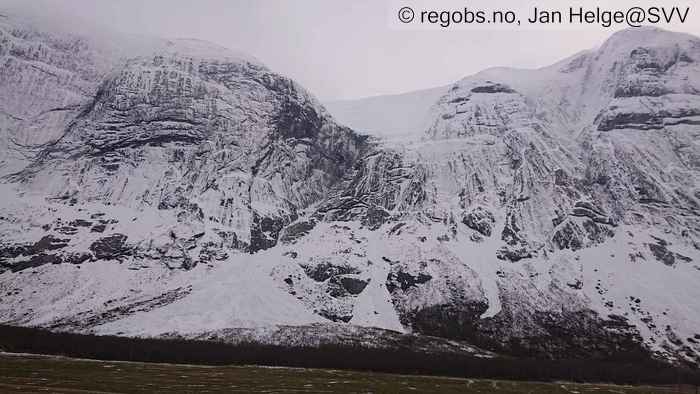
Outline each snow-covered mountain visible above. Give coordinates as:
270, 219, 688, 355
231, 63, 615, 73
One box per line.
325, 85, 447, 139
0, 9, 698, 367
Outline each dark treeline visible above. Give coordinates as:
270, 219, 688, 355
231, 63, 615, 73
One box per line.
0, 324, 698, 386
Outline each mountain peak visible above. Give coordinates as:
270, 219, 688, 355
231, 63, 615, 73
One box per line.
1, 4, 262, 68
598, 26, 700, 55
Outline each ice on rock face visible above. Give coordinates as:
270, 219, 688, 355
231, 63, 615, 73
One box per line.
0, 13, 699, 367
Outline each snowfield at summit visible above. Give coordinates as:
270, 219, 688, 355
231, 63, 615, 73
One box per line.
0, 7, 699, 369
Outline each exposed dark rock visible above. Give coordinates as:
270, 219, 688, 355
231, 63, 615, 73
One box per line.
6, 253, 62, 272
0, 234, 94, 272
448, 96, 469, 104
216, 230, 246, 250
279, 220, 316, 244
33, 235, 70, 252
552, 221, 584, 251
55, 226, 78, 235
327, 280, 349, 298
89, 234, 129, 260
571, 201, 615, 226
462, 206, 495, 236
300, 262, 360, 282
249, 214, 288, 253
198, 245, 228, 263
0, 235, 71, 272
598, 112, 661, 131
338, 276, 369, 295
501, 213, 525, 246
69, 219, 92, 227
552, 218, 614, 251
313, 148, 423, 230
647, 241, 676, 267
581, 219, 614, 241
496, 247, 534, 262
316, 310, 352, 323
388, 222, 406, 235
567, 279, 583, 290
363, 206, 390, 230
471, 83, 516, 94
64, 252, 92, 265
675, 253, 692, 263
386, 271, 432, 293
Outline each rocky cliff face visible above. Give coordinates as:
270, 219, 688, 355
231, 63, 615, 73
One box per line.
12, 48, 366, 257
0, 12, 698, 367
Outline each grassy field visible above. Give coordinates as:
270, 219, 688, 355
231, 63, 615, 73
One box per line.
0, 353, 697, 393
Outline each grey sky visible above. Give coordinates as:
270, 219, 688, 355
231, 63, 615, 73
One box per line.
3, 0, 700, 101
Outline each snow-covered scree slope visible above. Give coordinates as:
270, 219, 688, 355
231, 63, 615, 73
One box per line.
0, 10, 698, 366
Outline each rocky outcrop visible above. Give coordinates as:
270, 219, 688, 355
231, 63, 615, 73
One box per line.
461, 206, 495, 237
89, 234, 129, 260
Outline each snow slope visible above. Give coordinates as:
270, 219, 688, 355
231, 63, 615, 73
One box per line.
325, 86, 447, 140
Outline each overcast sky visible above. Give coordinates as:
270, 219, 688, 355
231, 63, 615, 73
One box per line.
3, 0, 700, 101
